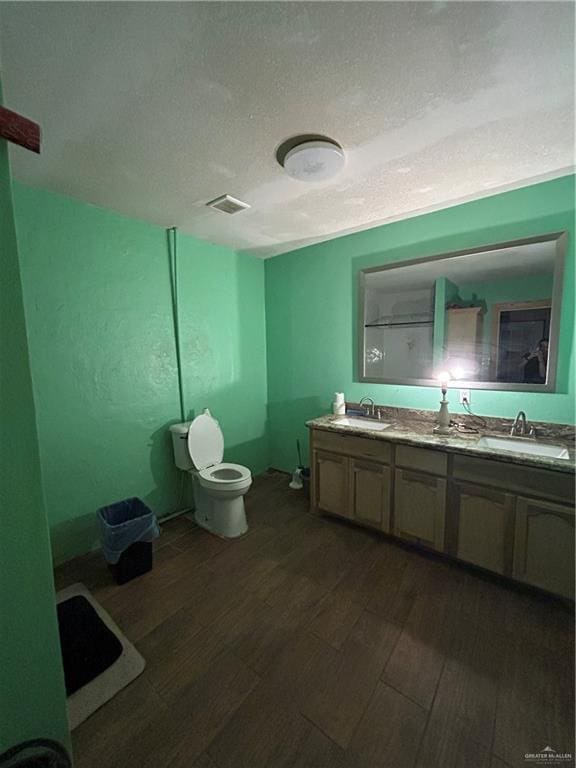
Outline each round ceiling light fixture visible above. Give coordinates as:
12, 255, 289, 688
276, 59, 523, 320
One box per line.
277, 135, 345, 182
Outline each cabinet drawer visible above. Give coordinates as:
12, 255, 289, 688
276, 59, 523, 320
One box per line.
395, 445, 447, 476
313, 429, 392, 464
453, 455, 574, 505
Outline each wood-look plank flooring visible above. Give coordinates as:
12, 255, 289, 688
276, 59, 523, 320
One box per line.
55, 472, 575, 768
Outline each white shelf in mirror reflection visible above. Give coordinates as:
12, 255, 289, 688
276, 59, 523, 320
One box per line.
336, 417, 391, 432
476, 436, 570, 460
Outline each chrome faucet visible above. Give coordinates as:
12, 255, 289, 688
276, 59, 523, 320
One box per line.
510, 411, 528, 437
359, 396, 375, 418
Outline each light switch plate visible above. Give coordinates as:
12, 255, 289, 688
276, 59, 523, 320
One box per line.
459, 389, 471, 404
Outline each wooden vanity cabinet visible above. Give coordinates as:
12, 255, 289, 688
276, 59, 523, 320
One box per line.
311, 431, 392, 531
393, 469, 446, 551
393, 446, 447, 551
513, 496, 575, 600
350, 459, 391, 531
310, 427, 574, 600
451, 481, 515, 575
452, 455, 575, 597
315, 450, 351, 519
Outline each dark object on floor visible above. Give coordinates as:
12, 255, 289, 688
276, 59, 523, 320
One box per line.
110, 540, 153, 585
97, 496, 159, 584
0, 739, 71, 768
57, 595, 123, 695
301, 467, 311, 498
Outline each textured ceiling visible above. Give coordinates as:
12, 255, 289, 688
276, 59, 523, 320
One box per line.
0, 2, 574, 258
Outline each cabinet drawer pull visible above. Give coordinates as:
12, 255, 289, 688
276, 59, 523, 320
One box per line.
316, 450, 346, 465
354, 461, 383, 473
460, 487, 507, 506
401, 470, 439, 488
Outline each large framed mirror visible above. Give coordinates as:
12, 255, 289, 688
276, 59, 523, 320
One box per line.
358, 232, 566, 391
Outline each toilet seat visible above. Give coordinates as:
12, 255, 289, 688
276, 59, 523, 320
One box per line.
187, 411, 224, 470
198, 462, 252, 491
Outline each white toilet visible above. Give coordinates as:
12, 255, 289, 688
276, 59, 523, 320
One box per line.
169, 409, 252, 538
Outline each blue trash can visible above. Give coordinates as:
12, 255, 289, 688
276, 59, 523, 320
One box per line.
97, 497, 160, 584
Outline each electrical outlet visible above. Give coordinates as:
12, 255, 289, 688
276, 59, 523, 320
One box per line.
459, 389, 471, 405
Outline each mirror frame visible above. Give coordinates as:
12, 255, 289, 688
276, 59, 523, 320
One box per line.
357, 231, 567, 392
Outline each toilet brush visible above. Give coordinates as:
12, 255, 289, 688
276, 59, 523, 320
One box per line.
289, 468, 304, 490
289, 439, 305, 489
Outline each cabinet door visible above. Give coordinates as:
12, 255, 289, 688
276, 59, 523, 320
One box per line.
394, 469, 446, 551
454, 481, 515, 575
350, 459, 391, 531
513, 497, 575, 599
315, 450, 351, 519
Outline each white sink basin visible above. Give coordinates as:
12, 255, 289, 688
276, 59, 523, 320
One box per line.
477, 436, 570, 460
336, 417, 391, 432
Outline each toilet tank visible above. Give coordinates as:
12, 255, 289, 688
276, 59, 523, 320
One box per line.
169, 422, 193, 470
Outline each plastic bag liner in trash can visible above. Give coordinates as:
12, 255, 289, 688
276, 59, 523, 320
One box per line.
98, 497, 159, 565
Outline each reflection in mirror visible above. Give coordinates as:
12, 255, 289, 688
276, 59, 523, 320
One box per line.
359, 233, 565, 391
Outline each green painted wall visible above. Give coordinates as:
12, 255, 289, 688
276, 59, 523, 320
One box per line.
14, 184, 268, 565
433, 277, 459, 366
0, 100, 69, 752
265, 175, 575, 471
11, 171, 575, 559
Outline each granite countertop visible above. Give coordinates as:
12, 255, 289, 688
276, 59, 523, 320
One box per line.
307, 413, 576, 473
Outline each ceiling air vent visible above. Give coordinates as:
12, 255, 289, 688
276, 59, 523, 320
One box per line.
206, 194, 250, 214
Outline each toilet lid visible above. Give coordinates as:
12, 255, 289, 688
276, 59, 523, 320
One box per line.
187, 411, 224, 470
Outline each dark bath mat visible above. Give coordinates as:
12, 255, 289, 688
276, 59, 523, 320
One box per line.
56, 583, 145, 728
57, 595, 123, 695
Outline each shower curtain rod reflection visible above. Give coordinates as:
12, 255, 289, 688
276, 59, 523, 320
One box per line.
167, 227, 185, 423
